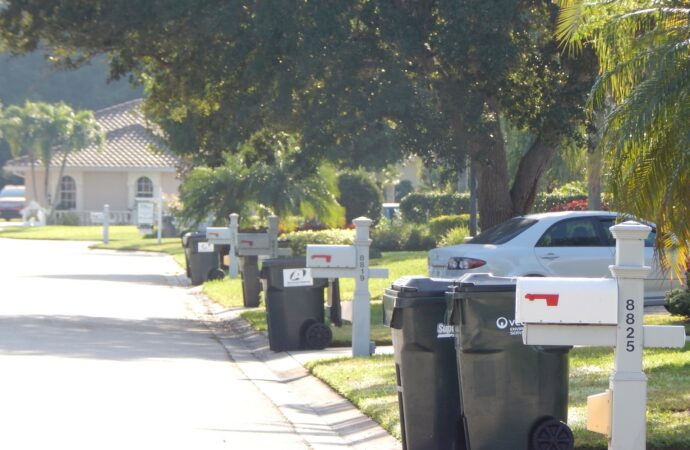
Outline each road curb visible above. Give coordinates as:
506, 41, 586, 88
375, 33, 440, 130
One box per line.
188, 294, 400, 450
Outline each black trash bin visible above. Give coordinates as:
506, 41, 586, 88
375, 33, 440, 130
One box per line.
239, 256, 262, 307
181, 232, 225, 285
383, 276, 464, 450
447, 273, 573, 450
260, 256, 333, 351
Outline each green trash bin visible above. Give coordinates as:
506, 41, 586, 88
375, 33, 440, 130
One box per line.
260, 257, 333, 351
383, 276, 465, 450
181, 232, 224, 286
447, 273, 573, 450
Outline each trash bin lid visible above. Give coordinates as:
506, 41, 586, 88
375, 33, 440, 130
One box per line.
261, 256, 307, 269
391, 276, 455, 296
450, 272, 517, 293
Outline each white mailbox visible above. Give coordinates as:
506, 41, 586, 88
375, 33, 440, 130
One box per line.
306, 245, 357, 268
236, 233, 271, 252
516, 277, 618, 325
206, 227, 232, 243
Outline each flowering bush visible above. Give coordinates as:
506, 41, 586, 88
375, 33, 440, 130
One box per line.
550, 198, 609, 212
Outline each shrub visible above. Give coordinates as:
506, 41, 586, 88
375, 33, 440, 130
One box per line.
549, 198, 610, 212
665, 288, 690, 318
280, 229, 355, 256
338, 172, 383, 223
438, 226, 470, 247
57, 212, 80, 226
530, 193, 587, 213
400, 192, 471, 223
372, 219, 436, 251
394, 180, 414, 202
429, 214, 470, 238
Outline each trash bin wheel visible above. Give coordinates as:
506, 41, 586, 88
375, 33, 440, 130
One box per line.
303, 321, 332, 350
530, 417, 574, 450
207, 268, 225, 281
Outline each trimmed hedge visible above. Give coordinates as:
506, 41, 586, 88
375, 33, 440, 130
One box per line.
530, 193, 587, 213
280, 229, 355, 256
338, 172, 383, 223
372, 220, 436, 252
400, 190, 588, 221
400, 192, 471, 223
429, 214, 470, 238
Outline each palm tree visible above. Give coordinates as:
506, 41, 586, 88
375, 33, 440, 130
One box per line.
556, 0, 690, 274
179, 131, 345, 228
47, 109, 104, 217
32, 102, 73, 209
0, 102, 104, 218
0, 103, 43, 200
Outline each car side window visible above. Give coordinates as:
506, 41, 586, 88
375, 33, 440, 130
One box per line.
599, 217, 655, 247
599, 217, 616, 246
536, 218, 603, 247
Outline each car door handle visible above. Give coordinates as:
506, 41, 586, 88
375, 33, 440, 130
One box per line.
541, 253, 559, 260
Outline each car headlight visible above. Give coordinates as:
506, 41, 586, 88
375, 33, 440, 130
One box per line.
447, 257, 486, 270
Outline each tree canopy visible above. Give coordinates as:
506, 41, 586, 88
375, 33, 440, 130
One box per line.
0, 0, 597, 228
557, 0, 690, 274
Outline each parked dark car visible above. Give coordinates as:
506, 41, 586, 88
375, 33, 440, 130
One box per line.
0, 185, 26, 221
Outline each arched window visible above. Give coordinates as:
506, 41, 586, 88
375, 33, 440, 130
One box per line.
58, 176, 77, 210
136, 176, 154, 198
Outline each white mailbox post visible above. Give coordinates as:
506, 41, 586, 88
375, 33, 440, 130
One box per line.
206, 213, 291, 278
306, 217, 389, 357
516, 221, 686, 450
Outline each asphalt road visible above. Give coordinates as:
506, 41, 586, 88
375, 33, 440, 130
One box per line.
0, 238, 314, 450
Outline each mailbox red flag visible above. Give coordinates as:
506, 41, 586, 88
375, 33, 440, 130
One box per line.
525, 293, 560, 307
239, 240, 254, 247
311, 254, 332, 263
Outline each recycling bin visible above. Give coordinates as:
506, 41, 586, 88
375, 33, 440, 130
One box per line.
239, 256, 262, 307
447, 273, 573, 450
382, 276, 464, 450
260, 256, 333, 351
180, 232, 225, 285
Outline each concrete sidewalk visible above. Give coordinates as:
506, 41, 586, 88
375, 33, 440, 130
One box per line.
189, 292, 399, 450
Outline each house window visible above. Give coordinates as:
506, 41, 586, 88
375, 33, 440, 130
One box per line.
58, 176, 77, 210
136, 176, 154, 198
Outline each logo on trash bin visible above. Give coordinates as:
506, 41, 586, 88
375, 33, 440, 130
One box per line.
283, 268, 314, 287
436, 323, 455, 338
496, 316, 524, 336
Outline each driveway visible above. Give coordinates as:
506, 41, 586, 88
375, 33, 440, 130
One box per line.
0, 238, 381, 449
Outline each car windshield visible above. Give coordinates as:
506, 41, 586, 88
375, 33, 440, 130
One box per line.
466, 217, 537, 245
0, 187, 24, 198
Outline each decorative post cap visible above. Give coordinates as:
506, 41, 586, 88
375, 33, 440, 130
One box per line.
610, 221, 651, 241
229, 213, 239, 224
353, 217, 372, 227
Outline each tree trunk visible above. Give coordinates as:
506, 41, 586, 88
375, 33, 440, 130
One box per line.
29, 155, 39, 203
587, 146, 602, 210
510, 132, 558, 215
48, 151, 70, 222
470, 127, 514, 230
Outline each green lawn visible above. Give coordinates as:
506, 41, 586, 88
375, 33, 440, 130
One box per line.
307, 314, 690, 449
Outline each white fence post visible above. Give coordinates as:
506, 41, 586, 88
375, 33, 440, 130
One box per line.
103, 204, 110, 244
228, 213, 240, 278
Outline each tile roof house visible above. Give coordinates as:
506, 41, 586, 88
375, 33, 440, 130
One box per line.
3, 99, 181, 224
